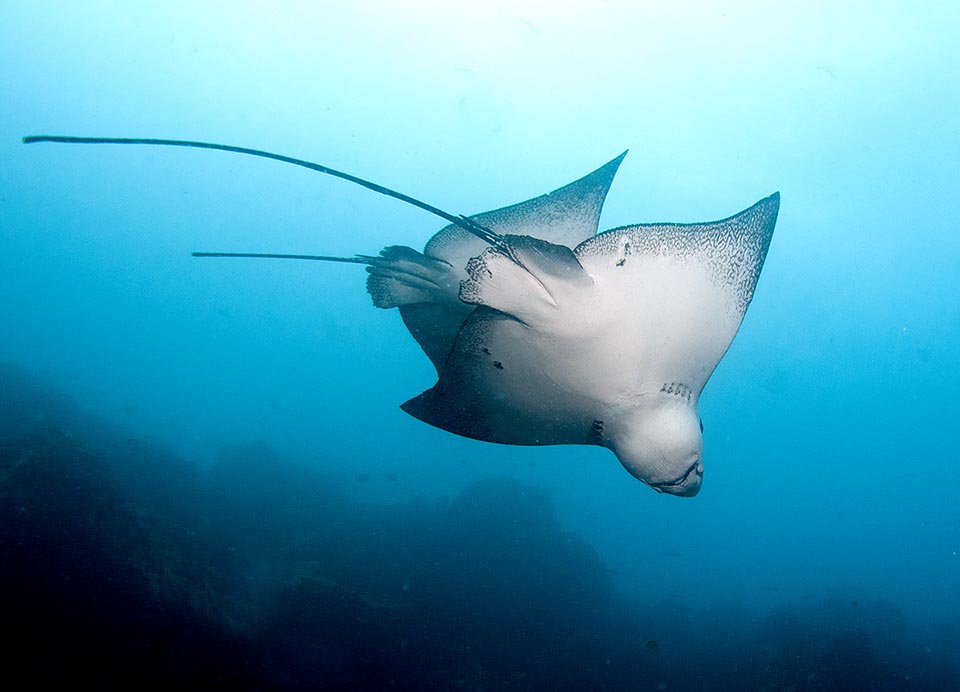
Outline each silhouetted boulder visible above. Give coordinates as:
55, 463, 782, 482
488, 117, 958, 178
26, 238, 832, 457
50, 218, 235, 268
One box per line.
0, 431, 257, 687
0, 363, 200, 528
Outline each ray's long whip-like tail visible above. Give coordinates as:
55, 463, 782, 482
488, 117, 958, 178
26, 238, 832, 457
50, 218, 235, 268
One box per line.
21, 135, 510, 260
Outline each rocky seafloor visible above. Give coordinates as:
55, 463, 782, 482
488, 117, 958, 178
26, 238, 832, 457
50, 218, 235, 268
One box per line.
1, 363, 957, 691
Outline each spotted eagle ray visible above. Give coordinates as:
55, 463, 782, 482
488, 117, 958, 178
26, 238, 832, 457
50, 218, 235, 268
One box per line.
23, 135, 779, 496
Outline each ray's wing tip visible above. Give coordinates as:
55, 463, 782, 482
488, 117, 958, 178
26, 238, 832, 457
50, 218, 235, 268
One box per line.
754, 192, 781, 247
751, 191, 781, 216
400, 389, 450, 430
765, 191, 781, 217
399, 394, 430, 423
604, 149, 629, 170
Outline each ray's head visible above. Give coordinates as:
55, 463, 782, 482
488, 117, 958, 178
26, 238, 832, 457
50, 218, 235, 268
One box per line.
604, 398, 704, 497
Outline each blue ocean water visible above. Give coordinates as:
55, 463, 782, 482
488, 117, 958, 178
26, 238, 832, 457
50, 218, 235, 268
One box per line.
1, 2, 957, 689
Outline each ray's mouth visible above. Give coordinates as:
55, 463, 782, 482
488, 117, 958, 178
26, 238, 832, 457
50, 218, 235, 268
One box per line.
648, 460, 703, 496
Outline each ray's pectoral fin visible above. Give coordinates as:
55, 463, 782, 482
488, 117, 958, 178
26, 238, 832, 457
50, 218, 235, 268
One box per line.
400, 234, 599, 445
458, 235, 593, 326
363, 246, 458, 309
459, 248, 555, 324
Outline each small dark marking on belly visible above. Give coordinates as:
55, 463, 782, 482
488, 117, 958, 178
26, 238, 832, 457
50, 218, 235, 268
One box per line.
591, 419, 604, 441
660, 381, 692, 402
493, 361, 504, 370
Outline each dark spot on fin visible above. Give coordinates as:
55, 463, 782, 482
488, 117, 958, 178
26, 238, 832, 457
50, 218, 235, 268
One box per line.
493, 361, 504, 370
591, 419, 604, 441
615, 258, 626, 267
481, 346, 491, 355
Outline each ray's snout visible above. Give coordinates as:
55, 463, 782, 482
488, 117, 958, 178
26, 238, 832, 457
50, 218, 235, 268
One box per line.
651, 460, 703, 497
607, 402, 704, 497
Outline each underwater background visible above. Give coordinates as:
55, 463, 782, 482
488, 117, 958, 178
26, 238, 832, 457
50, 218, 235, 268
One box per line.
1, 2, 958, 689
